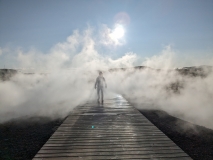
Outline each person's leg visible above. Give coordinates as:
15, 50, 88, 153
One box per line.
101, 87, 104, 103
97, 87, 100, 102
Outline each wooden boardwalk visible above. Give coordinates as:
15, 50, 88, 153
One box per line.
33, 95, 192, 160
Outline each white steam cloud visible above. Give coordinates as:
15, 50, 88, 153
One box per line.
0, 26, 213, 131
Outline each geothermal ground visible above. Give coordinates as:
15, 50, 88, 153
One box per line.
0, 109, 213, 160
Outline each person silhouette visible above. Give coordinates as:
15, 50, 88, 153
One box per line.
95, 71, 107, 103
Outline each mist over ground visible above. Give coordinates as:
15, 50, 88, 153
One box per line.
0, 27, 213, 130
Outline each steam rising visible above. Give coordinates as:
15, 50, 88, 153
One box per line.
0, 26, 213, 130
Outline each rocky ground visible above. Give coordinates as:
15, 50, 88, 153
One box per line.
0, 111, 213, 160
140, 110, 213, 160
0, 117, 64, 160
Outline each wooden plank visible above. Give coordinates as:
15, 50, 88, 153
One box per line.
34, 152, 190, 159
37, 146, 182, 153
42, 142, 176, 147
46, 138, 171, 143
35, 151, 189, 158
49, 136, 169, 140
40, 144, 181, 150
34, 157, 191, 160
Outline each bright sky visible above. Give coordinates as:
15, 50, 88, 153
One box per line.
0, 0, 213, 67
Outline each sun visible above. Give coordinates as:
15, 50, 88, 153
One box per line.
108, 24, 125, 45
111, 25, 125, 39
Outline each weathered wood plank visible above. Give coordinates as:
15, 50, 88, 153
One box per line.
38, 146, 181, 153
35, 151, 189, 158
34, 152, 190, 159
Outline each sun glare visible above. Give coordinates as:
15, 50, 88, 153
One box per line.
111, 25, 125, 39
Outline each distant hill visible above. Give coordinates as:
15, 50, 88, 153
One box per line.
1, 65, 212, 81
108, 66, 153, 72
0, 69, 17, 81
108, 65, 213, 77
176, 65, 213, 77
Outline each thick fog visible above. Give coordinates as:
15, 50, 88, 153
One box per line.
106, 67, 213, 130
0, 27, 213, 130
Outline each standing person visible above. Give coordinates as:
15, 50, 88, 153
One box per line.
95, 71, 107, 103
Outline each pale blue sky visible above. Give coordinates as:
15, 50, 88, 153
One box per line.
0, 0, 213, 59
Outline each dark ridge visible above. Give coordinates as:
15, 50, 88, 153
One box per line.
108, 66, 152, 72
0, 69, 17, 81
107, 65, 213, 77
176, 65, 213, 77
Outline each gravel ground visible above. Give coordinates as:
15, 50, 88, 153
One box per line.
140, 110, 213, 160
0, 111, 213, 160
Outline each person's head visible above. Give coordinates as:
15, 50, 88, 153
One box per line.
99, 71, 103, 76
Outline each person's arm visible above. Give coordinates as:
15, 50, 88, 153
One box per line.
104, 77, 107, 88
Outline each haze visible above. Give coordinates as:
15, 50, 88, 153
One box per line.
0, 0, 213, 130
